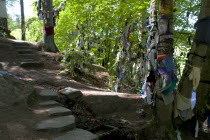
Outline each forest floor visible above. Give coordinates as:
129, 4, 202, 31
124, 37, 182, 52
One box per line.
0, 37, 210, 140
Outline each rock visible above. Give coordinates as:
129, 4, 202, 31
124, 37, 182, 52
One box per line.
20, 61, 43, 68
36, 115, 75, 132
60, 87, 83, 100
53, 128, 98, 140
38, 100, 60, 107
46, 106, 72, 116
38, 89, 57, 100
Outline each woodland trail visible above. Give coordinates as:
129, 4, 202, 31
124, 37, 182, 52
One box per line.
0, 37, 152, 140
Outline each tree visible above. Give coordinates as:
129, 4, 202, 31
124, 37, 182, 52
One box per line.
143, 0, 177, 139
176, 0, 210, 136
149, 0, 210, 139
37, 0, 58, 52
0, 0, 8, 35
20, 0, 25, 40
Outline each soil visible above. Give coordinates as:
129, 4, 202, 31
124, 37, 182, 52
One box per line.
0, 37, 209, 140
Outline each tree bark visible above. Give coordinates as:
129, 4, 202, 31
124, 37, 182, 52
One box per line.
175, 0, 210, 138
41, 0, 58, 52
178, 0, 210, 115
154, 0, 176, 139
192, 0, 210, 124
20, 0, 25, 40
0, 0, 8, 34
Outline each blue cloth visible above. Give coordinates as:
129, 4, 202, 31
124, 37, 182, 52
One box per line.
156, 68, 178, 95
0, 71, 21, 79
162, 56, 175, 71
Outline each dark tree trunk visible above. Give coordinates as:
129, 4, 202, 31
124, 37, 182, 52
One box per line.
41, 0, 58, 52
20, 0, 25, 40
173, 0, 210, 139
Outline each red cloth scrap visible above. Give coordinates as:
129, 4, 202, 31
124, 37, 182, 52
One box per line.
157, 54, 170, 61
43, 26, 54, 35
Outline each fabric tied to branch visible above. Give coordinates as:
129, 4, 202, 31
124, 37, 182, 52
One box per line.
162, 55, 175, 71
157, 54, 170, 61
189, 66, 201, 89
194, 16, 210, 45
43, 26, 54, 36
157, 67, 178, 95
174, 92, 194, 121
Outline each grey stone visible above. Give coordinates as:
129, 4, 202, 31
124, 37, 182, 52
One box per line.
18, 54, 34, 59
17, 49, 33, 53
60, 87, 83, 100
36, 115, 75, 132
46, 106, 72, 116
53, 128, 98, 140
38, 89, 57, 100
20, 61, 43, 68
38, 100, 60, 107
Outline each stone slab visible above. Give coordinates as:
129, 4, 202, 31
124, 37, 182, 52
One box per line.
38, 100, 60, 107
18, 54, 34, 59
53, 128, 98, 140
46, 106, 72, 116
20, 62, 43, 68
60, 87, 83, 100
15, 46, 30, 50
38, 89, 57, 100
17, 49, 33, 54
36, 115, 75, 132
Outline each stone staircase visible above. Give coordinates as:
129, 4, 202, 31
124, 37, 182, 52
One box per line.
13, 42, 42, 68
28, 88, 98, 140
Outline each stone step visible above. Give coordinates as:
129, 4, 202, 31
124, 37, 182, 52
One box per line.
46, 106, 72, 117
37, 89, 58, 100
20, 58, 34, 62
53, 128, 98, 140
18, 54, 34, 59
36, 115, 76, 132
12, 42, 30, 46
33, 106, 72, 117
17, 49, 33, 54
20, 61, 43, 68
15, 46, 30, 50
47, 106, 72, 116
59, 87, 83, 100
38, 100, 60, 107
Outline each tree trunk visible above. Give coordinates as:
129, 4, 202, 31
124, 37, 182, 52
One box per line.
41, 0, 58, 52
147, 0, 176, 139
190, 0, 210, 129
0, 0, 8, 34
175, 0, 210, 138
20, 0, 25, 40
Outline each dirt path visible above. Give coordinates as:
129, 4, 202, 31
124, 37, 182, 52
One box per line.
0, 37, 154, 139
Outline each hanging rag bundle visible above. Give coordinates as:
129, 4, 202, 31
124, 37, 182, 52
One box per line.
174, 92, 194, 121
189, 66, 201, 89
157, 67, 178, 95
162, 55, 175, 71
157, 54, 170, 61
